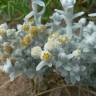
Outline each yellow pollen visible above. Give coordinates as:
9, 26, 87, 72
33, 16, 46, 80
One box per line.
58, 35, 69, 44
21, 34, 32, 46
29, 26, 38, 37
41, 51, 52, 61
22, 23, 30, 32
0, 28, 6, 36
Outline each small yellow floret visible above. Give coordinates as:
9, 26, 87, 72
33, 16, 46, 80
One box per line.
58, 35, 69, 44
3, 42, 13, 54
29, 26, 38, 37
21, 34, 32, 46
48, 32, 60, 40
44, 39, 60, 51
41, 51, 52, 61
3, 45, 13, 54
22, 23, 30, 32
73, 49, 81, 58
0, 28, 6, 36
38, 25, 46, 32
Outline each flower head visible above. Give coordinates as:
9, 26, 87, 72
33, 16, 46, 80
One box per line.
22, 23, 30, 32
48, 32, 60, 40
72, 49, 81, 58
29, 26, 38, 37
31, 46, 42, 58
40, 51, 52, 61
20, 34, 32, 46
3, 43, 13, 54
0, 28, 6, 37
58, 35, 70, 44
44, 39, 60, 51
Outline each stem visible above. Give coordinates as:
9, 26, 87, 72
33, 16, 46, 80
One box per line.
36, 85, 96, 96
36, 85, 73, 96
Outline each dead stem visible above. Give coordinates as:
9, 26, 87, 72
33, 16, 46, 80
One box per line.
81, 87, 96, 96
36, 85, 74, 96
36, 85, 96, 96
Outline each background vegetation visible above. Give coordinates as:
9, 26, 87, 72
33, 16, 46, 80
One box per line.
0, 0, 96, 26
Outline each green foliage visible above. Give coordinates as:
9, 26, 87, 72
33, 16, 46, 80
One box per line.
86, 0, 96, 5
43, 0, 96, 22
0, 0, 30, 23
0, 0, 62, 24
0, 0, 95, 24
43, 0, 62, 22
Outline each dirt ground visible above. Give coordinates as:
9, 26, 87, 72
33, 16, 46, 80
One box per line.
0, 72, 96, 96
0, 72, 34, 96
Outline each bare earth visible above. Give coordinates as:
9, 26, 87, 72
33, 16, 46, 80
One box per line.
0, 72, 34, 96
0, 72, 96, 96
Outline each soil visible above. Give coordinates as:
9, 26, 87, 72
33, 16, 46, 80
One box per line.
0, 72, 96, 96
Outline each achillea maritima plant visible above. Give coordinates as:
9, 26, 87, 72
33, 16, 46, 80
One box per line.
0, 0, 96, 87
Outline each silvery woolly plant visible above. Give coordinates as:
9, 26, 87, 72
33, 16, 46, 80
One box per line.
0, 0, 96, 86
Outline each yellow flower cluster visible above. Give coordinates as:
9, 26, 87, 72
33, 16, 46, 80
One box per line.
29, 26, 38, 37
44, 39, 60, 51
48, 32, 70, 45
31, 46, 53, 62
73, 49, 81, 58
58, 35, 70, 44
20, 24, 47, 47
3, 43, 13, 54
20, 34, 32, 46
0, 28, 6, 37
41, 51, 52, 61
38, 26, 46, 32
22, 23, 30, 32
48, 32, 59, 40
22, 23, 46, 37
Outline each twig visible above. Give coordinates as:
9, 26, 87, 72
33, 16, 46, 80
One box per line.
36, 85, 74, 96
81, 87, 96, 96
36, 85, 96, 96
63, 85, 71, 96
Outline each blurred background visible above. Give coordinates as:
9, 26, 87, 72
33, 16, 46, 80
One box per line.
0, 0, 96, 27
